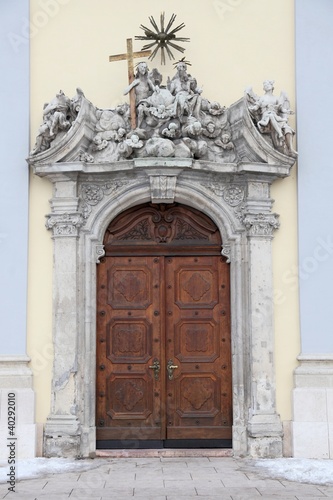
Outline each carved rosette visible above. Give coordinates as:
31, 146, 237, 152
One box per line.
205, 182, 245, 207
80, 180, 131, 220
223, 185, 245, 206
45, 212, 84, 237
242, 213, 280, 236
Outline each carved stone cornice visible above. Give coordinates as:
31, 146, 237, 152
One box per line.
45, 212, 84, 237
242, 212, 280, 236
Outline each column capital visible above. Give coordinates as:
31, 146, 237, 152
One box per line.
242, 212, 280, 237
45, 212, 84, 237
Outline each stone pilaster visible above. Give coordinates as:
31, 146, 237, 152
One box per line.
44, 176, 83, 457
244, 209, 283, 457
240, 180, 282, 456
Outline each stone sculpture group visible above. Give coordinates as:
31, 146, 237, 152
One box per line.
30, 61, 297, 162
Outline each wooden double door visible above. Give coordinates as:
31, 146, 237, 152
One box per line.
96, 204, 232, 447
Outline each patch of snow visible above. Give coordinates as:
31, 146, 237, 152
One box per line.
0, 458, 105, 483
252, 458, 333, 485
1, 456, 333, 486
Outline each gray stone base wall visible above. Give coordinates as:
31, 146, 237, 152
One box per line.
0, 356, 36, 459
292, 355, 333, 458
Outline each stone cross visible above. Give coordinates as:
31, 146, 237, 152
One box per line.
109, 38, 151, 129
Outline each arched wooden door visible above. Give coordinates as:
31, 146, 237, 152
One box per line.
96, 203, 232, 448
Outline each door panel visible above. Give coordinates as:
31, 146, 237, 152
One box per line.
96, 256, 165, 440
165, 256, 232, 440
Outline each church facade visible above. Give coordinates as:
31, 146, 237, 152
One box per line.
1, 0, 333, 460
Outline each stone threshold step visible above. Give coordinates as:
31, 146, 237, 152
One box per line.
96, 449, 233, 458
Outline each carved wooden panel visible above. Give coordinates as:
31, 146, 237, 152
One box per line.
174, 320, 219, 362
178, 375, 219, 417
107, 319, 152, 363
103, 203, 222, 254
107, 266, 152, 309
175, 267, 218, 309
107, 375, 153, 419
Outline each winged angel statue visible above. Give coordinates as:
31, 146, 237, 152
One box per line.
245, 80, 297, 156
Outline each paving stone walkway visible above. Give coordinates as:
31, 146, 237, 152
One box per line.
1, 456, 333, 500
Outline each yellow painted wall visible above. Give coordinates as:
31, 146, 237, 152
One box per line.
28, 0, 299, 424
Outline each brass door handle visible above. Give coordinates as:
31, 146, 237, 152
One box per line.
149, 359, 160, 380
167, 359, 179, 380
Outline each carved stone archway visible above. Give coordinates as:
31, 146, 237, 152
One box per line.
29, 93, 296, 458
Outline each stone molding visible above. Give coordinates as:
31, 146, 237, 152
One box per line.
294, 354, 333, 387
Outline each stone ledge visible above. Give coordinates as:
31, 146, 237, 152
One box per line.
294, 354, 333, 387
0, 355, 33, 388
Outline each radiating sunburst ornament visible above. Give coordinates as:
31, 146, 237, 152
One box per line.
135, 12, 190, 65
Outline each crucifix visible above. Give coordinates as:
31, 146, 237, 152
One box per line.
109, 38, 151, 130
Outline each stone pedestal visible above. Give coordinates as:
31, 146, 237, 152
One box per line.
44, 415, 81, 457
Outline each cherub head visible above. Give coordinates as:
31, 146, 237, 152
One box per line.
93, 135, 102, 145
206, 122, 215, 134
221, 133, 231, 144
117, 127, 126, 138
116, 104, 127, 115
192, 121, 202, 134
